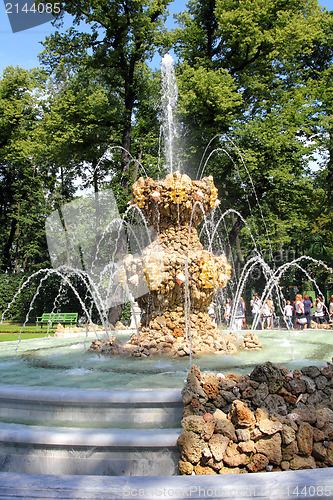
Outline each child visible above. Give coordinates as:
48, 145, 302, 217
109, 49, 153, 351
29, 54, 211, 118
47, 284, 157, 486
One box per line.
284, 300, 293, 329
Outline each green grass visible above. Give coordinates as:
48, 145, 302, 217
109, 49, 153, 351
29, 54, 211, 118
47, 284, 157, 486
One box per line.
0, 324, 55, 336
0, 332, 54, 342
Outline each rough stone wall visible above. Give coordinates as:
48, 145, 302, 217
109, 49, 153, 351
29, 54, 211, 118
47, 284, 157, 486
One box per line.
119, 172, 232, 356
89, 329, 262, 359
178, 362, 333, 474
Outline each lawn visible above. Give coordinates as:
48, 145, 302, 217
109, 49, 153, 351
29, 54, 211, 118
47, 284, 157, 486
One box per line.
0, 324, 56, 341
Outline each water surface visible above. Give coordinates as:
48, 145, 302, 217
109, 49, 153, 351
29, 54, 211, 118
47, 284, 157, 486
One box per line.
0, 329, 332, 389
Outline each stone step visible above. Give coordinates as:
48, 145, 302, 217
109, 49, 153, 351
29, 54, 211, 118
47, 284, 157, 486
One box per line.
0, 422, 181, 476
0, 385, 183, 429
1, 468, 333, 499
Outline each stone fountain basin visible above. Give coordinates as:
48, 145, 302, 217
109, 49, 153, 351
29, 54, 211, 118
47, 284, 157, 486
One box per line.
0, 328, 333, 490
0, 328, 332, 390
0, 422, 180, 476
0, 385, 183, 428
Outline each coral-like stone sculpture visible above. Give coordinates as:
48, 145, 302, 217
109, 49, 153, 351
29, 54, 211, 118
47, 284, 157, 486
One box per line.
120, 172, 232, 356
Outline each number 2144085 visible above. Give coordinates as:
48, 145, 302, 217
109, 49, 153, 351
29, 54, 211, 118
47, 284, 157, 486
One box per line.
6, 2, 61, 14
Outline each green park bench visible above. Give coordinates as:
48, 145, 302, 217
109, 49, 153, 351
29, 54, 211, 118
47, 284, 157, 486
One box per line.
36, 313, 78, 327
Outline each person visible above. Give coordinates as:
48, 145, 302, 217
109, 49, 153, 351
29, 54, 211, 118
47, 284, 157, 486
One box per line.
250, 292, 262, 329
231, 297, 246, 331
314, 296, 325, 325
224, 298, 231, 327
262, 298, 274, 329
284, 300, 293, 329
295, 293, 306, 331
329, 295, 333, 323
302, 294, 313, 329
208, 302, 216, 323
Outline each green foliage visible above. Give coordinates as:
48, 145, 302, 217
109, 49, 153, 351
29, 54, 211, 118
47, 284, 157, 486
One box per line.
120, 301, 132, 325
0, 272, 100, 324
1, 0, 333, 304
177, 64, 242, 129
0, 274, 36, 323
173, 0, 331, 260
39, 0, 172, 191
0, 67, 52, 273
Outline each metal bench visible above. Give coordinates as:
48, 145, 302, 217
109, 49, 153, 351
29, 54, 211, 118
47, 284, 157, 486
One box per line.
36, 313, 78, 327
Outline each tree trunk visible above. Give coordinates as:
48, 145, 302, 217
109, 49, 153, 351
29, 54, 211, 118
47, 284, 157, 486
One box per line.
2, 217, 16, 272
231, 211, 244, 262
120, 57, 136, 192
326, 129, 333, 201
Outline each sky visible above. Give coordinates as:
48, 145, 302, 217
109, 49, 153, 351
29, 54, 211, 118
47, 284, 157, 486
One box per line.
1, 0, 333, 77
0, 0, 187, 75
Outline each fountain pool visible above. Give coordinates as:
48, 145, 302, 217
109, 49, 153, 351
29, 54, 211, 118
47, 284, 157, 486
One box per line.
1, 328, 332, 390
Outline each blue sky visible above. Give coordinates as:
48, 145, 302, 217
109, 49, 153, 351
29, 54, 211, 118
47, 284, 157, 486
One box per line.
0, 0, 333, 76
0, 0, 186, 74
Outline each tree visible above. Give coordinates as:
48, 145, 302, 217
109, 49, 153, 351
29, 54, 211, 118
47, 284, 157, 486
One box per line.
39, 0, 171, 192
173, 0, 331, 260
34, 66, 122, 199
0, 66, 50, 272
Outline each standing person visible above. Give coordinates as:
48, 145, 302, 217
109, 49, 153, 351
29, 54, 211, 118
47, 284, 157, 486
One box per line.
231, 297, 246, 331
262, 298, 274, 329
329, 295, 333, 323
314, 296, 325, 325
284, 300, 293, 329
224, 298, 232, 327
251, 292, 262, 330
208, 302, 216, 324
295, 293, 306, 331
302, 295, 313, 329
292, 298, 297, 328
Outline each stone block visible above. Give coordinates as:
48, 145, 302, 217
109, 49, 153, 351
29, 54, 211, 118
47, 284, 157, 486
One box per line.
289, 455, 316, 470
255, 433, 282, 465
209, 434, 230, 462
247, 453, 269, 472
297, 423, 314, 456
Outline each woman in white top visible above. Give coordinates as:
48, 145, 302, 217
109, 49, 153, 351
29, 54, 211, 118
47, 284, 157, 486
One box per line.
314, 296, 325, 325
262, 298, 274, 329
284, 300, 293, 329
295, 293, 306, 331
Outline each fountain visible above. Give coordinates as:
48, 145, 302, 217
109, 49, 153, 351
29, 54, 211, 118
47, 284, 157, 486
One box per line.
89, 171, 245, 358
0, 55, 333, 497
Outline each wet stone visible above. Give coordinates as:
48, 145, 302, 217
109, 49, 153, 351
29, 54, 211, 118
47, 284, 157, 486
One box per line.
301, 366, 321, 378
247, 453, 269, 473
297, 423, 314, 456
315, 376, 328, 390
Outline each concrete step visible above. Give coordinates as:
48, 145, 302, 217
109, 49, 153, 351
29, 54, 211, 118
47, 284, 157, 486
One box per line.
0, 422, 181, 476
1, 468, 333, 500
0, 385, 183, 429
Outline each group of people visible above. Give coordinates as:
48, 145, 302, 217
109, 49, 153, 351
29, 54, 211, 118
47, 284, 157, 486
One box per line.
224, 293, 275, 331
286, 294, 333, 331
223, 293, 333, 331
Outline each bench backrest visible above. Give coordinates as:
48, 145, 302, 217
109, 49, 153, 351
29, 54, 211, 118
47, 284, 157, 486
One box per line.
41, 313, 78, 321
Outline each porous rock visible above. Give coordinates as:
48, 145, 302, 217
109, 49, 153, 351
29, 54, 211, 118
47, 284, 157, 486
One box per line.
223, 443, 249, 467
247, 453, 269, 472
255, 433, 282, 465
209, 434, 230, 462
178, 361, 333, 475
229, 400, 256, 428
